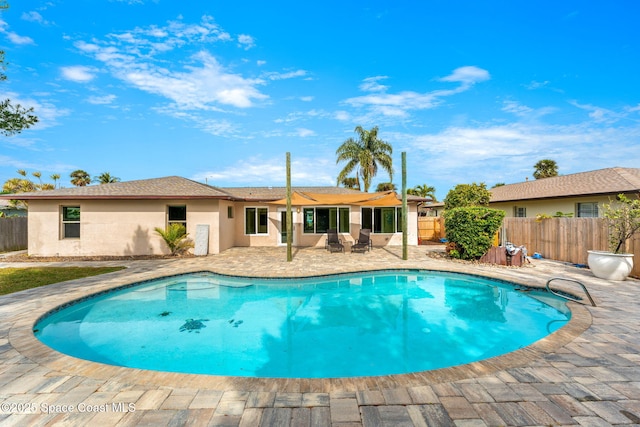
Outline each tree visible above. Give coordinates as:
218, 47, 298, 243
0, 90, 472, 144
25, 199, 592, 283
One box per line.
408, 184, 437, 201
70, 169, 91, 187
375, 182, 397, 192
533, 159, 558, 179
2, 169, 57, 207
50, 173, 61, 189
443, 183, 491, 210
336, 126, 393, 192
94, 172, 121, 184
340, 177, 360, 191
0, 51, 39, 136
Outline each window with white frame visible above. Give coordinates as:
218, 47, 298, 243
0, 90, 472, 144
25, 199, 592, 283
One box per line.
303, 207, 350, 233
577, 202, 598, 217
245, 207, 268, 234
168, 205, 187, 229
61, 206, 80, 238
361, 207, 403, 233
514, 206, 526, 217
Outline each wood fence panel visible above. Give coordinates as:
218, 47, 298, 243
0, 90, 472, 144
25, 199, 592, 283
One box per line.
417, 217, 445, 242
0, 217, 28, 252
502, 217, 640, 277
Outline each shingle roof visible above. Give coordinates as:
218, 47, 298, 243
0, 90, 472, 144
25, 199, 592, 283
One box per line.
490, 167, 640, 202
0, 176, 230, 200
0, 177, 426, 203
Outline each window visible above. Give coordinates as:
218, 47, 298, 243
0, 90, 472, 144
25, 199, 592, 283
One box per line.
61, 206, 80, 238
362, 207, 403, 233
303, 207, 349, 233
514, 206, 526, 217
227, 206, 234, 219
168, 205, 187, 229
577, 202, 598, 218
246, 207, 268, 234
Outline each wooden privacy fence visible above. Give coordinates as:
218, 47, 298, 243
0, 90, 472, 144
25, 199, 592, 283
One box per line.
0, 217, 28, 252
417, 216, 445, 243
501, 217, 640, 277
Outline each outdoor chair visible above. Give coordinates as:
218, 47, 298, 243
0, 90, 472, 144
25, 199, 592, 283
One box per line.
325, 229, 344, 253
351, 228, 372, 253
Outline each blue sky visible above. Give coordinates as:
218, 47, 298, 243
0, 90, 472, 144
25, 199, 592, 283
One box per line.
1, 1, 639, 200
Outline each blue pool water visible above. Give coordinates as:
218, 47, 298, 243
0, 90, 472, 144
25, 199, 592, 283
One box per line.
34, 270, 570, 378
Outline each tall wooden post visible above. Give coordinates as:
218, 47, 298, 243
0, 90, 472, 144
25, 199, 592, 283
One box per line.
286, 152, 293, 262
402, 152, 408, 260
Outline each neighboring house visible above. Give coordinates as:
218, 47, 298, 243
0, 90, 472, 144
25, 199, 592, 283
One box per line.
490, 167, 640, 218
0, 176, 423, 257
423, 167, 640, 219
0, 199, 27, 217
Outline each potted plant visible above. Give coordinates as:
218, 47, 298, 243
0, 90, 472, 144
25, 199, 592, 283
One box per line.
587, 193, 640, 281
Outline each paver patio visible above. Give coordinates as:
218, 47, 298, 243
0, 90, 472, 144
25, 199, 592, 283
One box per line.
0, 246, 639, 426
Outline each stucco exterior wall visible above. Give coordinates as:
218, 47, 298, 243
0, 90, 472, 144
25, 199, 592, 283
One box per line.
491, 195, 623, 218
233, 203, 419, 248
27, 199, 221, 257
27, 199, 420, 256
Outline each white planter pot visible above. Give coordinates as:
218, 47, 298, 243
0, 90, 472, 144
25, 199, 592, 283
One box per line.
587, 250, 634, 281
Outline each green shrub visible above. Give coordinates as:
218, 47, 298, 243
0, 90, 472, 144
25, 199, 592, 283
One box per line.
154, 224, 194, 256
443, 207, 505, 260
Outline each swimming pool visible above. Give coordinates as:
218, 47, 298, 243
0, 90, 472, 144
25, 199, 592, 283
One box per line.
34, 270, 570, 378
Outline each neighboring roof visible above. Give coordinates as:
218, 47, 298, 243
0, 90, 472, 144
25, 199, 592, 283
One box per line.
489, 167, 640, 203
0, 176, 426, 204
0, 199, 25, 210
217, 186, 362, 201
0, 176, 230, 200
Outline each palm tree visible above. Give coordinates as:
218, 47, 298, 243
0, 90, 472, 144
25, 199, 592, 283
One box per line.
408, 184, 437, 201
70, 169, 91, 187
533, 159, 558, 179
340, 177, 360, 190
336, 126, 393, 192
375, 182, 397, 192
50, 173, 60, 188
94, 172, 121, 184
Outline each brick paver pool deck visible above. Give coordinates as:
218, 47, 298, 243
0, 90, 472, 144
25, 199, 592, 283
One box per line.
1, 246, 639, 426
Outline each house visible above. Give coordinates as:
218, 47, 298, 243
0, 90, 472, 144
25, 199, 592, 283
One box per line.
489, 167, 640, 218
0, 176, 423, 257
423, 167, 640, 219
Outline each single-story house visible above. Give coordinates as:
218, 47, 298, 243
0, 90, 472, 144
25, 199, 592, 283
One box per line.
0, 176, 424, 257
427, 167, 640, 219
489, 167, 640, 218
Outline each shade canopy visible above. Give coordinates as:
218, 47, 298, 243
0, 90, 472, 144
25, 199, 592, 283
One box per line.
269, 191, 401, 206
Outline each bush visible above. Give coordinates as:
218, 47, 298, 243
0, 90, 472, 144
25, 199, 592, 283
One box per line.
443, 207, 505, 260
154, 224, 194, 256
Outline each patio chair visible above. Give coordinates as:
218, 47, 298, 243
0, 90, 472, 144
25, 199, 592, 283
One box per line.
325, 229, 344, 253
351, 228, 372, 253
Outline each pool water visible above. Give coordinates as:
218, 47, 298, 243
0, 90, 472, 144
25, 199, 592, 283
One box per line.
35, 270, 570, 378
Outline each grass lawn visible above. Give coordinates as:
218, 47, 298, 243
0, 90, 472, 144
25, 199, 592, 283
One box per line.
0, 267, 126, 296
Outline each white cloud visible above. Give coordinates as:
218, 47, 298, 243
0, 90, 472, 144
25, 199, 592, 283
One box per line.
438, 66, 490, 86
192, 156, 335, 186
21, 11, 52, 25
60, 66, 96, 82
343, 66, 490, 118
570, 101, 622, 123
299, 96, 314, 102
263, 69, 307, 80
359, 76, 389, 92
72, 19, 270, 110
293, 128, 315, 137
87, 94, 117, 105
237, 34, 255, 49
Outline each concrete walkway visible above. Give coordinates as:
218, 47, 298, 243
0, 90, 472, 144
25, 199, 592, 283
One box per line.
1, 246, 639, 426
